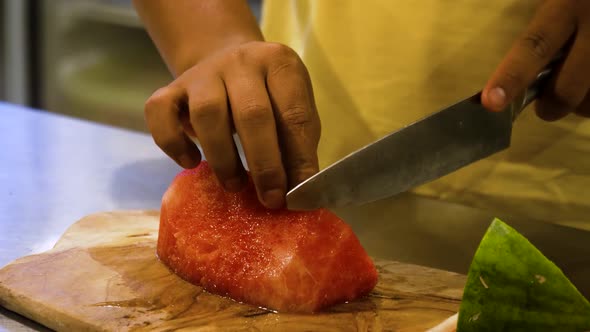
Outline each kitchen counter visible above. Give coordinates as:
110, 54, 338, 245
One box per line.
1, 102, 590, 331
0, 103, 181, 331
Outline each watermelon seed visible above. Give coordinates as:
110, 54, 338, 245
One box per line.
535, 274, 546, 284
469, 312, 481, 322
479, 275, 489, 289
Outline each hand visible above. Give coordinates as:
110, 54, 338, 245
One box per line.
144, 41, 321, 209
482, 0, 590, 120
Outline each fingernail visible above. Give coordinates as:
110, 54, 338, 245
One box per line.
224, 177, 244, 192
262, 189, 285, 209
488, 87, 507, 110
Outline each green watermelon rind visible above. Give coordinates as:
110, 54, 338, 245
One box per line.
457, 218, 590, 332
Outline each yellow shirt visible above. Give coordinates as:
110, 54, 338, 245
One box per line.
261, 1, 590, 229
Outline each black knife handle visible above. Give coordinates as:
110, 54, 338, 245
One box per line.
511, 51, 565, 121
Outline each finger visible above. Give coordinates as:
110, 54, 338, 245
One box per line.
574, 92, 590, 118
533, 98, 571, 122
482, 0, 576, 112
144, 86, 201, 168
536, 27, 590, 121
187, 77, 247, 192
224, 70, 287, 209
265, 47, 321, 188
532, 59, 570, 122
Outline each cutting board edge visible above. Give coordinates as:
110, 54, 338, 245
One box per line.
0, 284, 101, 332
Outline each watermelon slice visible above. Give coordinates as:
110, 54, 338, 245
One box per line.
157, 162, 378, 313
457, 218, 590, 331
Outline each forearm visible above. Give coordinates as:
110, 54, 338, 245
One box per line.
133, 0, 263, 76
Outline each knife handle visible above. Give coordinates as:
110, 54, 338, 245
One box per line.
510, 52, 565, 121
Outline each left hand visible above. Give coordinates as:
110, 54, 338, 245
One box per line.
482, 0, 590, 120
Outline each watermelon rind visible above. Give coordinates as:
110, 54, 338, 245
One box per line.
457, 218, 590, 332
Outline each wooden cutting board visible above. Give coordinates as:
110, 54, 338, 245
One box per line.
0, 211, 464, 331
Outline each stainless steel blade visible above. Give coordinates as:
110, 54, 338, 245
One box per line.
286, 93, 513, 210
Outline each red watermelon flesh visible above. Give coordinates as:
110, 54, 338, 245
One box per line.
157, 162, 378, 313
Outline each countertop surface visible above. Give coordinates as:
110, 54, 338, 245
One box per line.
0, 103, 181, 331
2, 102, 590, 331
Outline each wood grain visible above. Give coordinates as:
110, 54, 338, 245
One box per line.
0, 211, 464, 331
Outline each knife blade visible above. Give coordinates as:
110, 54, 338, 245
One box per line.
286, 68, 553, 211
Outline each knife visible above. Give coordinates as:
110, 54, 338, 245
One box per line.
286, 65, 557, 211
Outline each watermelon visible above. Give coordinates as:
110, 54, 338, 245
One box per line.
157, 162, 378, 313
457, 218, 590, 331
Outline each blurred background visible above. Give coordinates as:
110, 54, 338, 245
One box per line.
0, 0, 262, 132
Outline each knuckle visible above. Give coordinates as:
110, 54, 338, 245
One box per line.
251, 164, 285, 186
289, 157, 317, 176
521, 31, 552, 60
280, 105, 311, 127
144, 87, 174, 117
269, 59, 302, 78
266, 42, 298, 58
252, 164, 281, 177
229, 41, 278, 64
228, 44, 249, 63
238, 101, 271, 124
266, 43, 303, 75
189, 98, 223, 124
